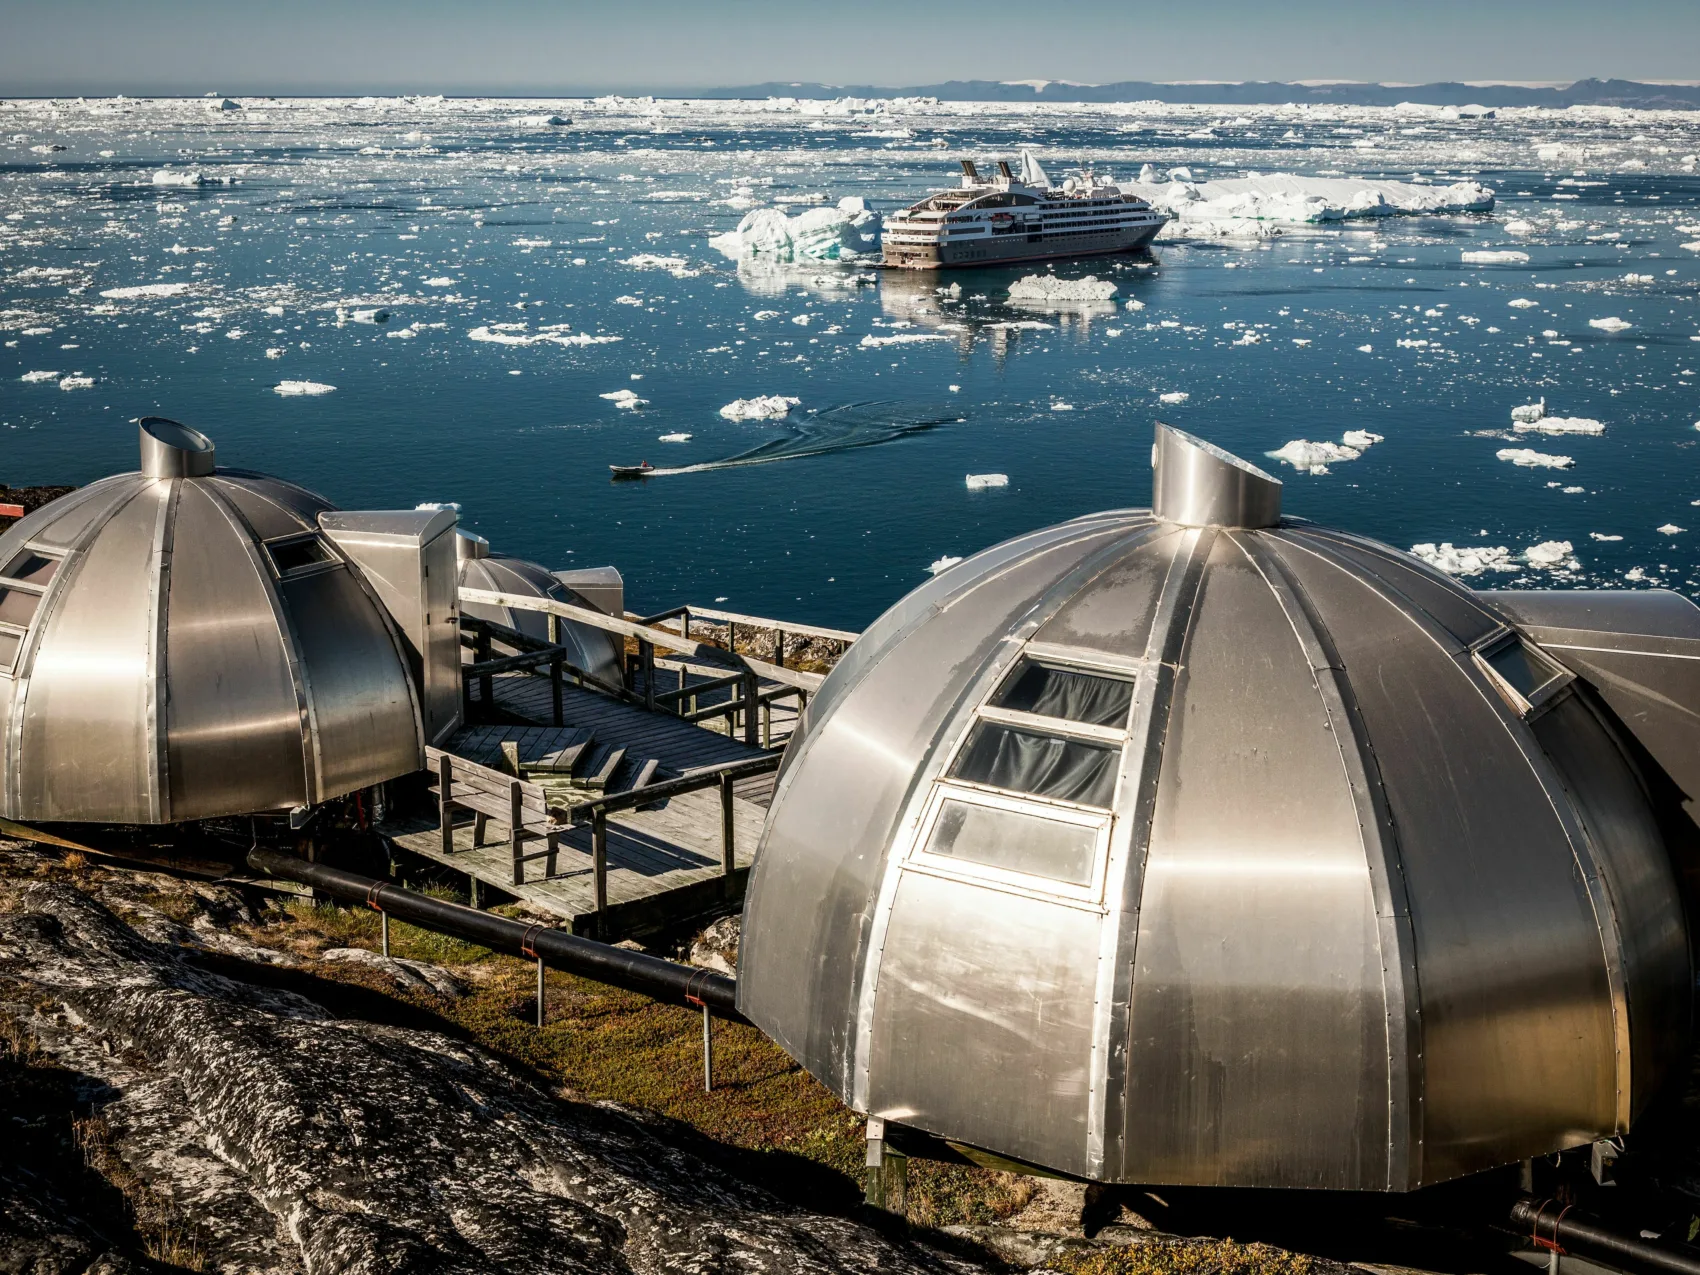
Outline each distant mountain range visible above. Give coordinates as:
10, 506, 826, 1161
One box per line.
681, 78, 1700, 110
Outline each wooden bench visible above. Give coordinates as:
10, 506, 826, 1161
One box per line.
427, 745, 566, 886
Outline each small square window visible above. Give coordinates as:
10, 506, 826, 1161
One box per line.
266, 536, 333, 575
0, 630, 19, 673
1, 551, 58, 587
0, 588, 40, 629
949, 721, 1119, 807
991, 658, 1134, 727
925, 798, 1099, 885
1475, 633, 1569, 714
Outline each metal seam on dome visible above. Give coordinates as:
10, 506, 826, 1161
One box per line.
145, 479, 182, 824
1236, 529, 1425, 1190
199, 478, 323, 807
1271, 525, 1634, 1160
1101, 525, 1213, 1178
2, 477, 148, 820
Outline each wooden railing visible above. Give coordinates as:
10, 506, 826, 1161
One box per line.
457, 587, 834, 746
569, 753, 782, 933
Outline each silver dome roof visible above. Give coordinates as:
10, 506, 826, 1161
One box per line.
739, 424, 1690, 1191
456, 532, 623, 687
0, 419, 425, 823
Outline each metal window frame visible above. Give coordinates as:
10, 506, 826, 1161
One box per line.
0, 543, 63, 672
1470, 627, 1575, 720
262, 532, 341, 580
907, 779, 1114, 905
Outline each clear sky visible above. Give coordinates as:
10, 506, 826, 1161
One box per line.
2, 0, 1698, 96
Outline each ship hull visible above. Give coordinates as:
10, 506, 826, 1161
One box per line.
882, 220, 1163, 270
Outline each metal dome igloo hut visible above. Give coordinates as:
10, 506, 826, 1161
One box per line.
0, 419, 462, 824
738, 423, 1695, 1192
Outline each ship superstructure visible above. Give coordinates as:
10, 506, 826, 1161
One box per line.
881, 151, 1166, 269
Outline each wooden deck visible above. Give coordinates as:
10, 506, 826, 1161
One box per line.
384, 717, 774, 938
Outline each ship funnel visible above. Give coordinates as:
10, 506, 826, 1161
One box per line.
1151, 422, 1282, 529
139, 416, 215, 479
456, 529, 491, 561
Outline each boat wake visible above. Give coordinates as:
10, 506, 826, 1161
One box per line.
640, 401, 961, 476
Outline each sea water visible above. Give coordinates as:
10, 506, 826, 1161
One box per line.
3, 95, 1698, 628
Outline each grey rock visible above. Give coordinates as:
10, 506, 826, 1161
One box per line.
686, 914, 740, 975
317, 947, 466, 998
0, 883, 981, 1275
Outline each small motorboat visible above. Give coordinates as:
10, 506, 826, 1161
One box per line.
609, 461, 656, 481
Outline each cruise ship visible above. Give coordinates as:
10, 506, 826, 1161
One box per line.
881, 151, 1167, 270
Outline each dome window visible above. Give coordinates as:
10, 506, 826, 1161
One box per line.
1472, 629, 1573, 717
264, 533, 337, 578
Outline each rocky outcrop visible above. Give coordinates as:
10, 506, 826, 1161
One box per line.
0, 882, 979, 1275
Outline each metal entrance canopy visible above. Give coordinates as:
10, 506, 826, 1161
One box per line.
740, 423, 1695, 1191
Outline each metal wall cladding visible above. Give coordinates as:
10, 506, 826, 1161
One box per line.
743, 502, 1692, 1191
0, 470, 426, 823
458, 552, 623, 688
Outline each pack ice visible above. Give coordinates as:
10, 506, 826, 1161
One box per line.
1007, 275, 1118, 303
711, 198, 882, 262
1126, 174, 1494, 238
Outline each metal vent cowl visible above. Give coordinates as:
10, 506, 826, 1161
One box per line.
1151, 422, 1282, 529
139, 416, 215, 479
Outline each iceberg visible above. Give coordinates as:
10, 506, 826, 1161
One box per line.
100, 282, 193, 299
1461, 250, 1530, 264
1269, 430, 1384, 475
1589, 316, 1632, 332
1007, 274, 1118, 302
600, 389, 647, 409
928, 555, 964, 574
710, 197, 882, 262
719, 395, 800, 421
965, 473, 1009, 490
1159, 391, 1190, 404
1410, 543, 1518, 576
1510, 398, 1546, 424
1497, 448, 1573, 468
1125, 173, 1494, 239
1514, 415, 1604, 436
273, 380, 336, 396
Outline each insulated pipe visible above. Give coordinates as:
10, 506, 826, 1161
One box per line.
1510, 1197, 1700, 1275
245, 847, 744, 1022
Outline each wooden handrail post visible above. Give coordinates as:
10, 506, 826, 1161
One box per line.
592, 808, 609, 937
775, 627, 785, 669
719, 772, 735, 881
550, 654, 563, 727
438, 753, 454, 855
639, 638, 656, 712
761, 700, 771, 748
742, 668, 760, 747
547, 612, 560, 646
475, 629, 493, 714
509, 779, 525, 887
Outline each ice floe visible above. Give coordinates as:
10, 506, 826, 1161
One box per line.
1658, 524, 1685, 535
965, 473, 1009, 490
600, 389, 647, 409
1461, 250, 1530, 264
1268, 430, 1383, 475
719, 395, 800, 420
1007, 274, 1118, 302
658, 433, 692, 442
19, 370, 58, 382
1589, 316, 1632, 332
928, 555, 964, 574
100, 282, 193, 299
58, 374, 93, 390
1128, 173, 1493, 239
467, 323, 620, 347
1508, 298, 1539, 308
1410, 540, 1578, 575
1515, 415, 1604, 435
859, 332, 950, 347
710, 197, 882, 262
1159, 391, 1190, 404
1510, 398, 1546, 424
273, 380, 336, 396
1497, 448, 1574, 468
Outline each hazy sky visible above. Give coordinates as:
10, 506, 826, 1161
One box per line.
3, 0, 1698, 95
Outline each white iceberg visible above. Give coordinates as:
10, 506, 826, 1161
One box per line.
710, 197, 882, 262
1461, 250, 1530, 264
1589, 316, 1632, 332
100, 282, 193, 299
1341, 429, 1385, 448
1524, 540, 1579, 569
719, 395, 800, 421
1158, 391, 1190, 404
1510, 398, 1546, 424
965, 473, 1009, 490
1515, 415, 1604, 436
273, 380, 336, 396
928, 555, 964, 574
1007, 274, 1118, 303
1658, 524, 1685, 535
20, 370, 59, 382
1497, 448, 1573, 468
1125, 173, 1494, 239
1409, 543, 1518, 576
658, 432, 693, 443
600, 389, 647, 409
1508, 298, 1539, 308
58, 374, 94, 390
860, 332, 951, 347
150, 167, 230, 187
1268, 431, 1383, 475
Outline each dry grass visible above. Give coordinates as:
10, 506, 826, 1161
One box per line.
1052, 1240, 1321, 1275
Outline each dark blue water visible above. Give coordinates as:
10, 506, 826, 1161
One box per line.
4, 97, 1698, 627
